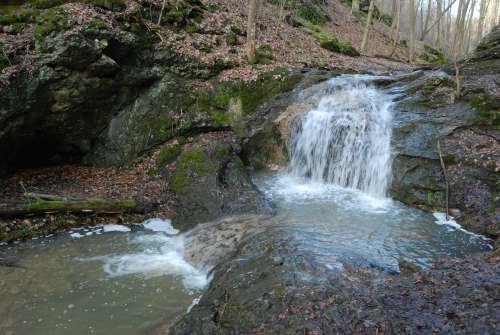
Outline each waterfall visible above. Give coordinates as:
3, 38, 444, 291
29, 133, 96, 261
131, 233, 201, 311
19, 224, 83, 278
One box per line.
288, 77, 393, 197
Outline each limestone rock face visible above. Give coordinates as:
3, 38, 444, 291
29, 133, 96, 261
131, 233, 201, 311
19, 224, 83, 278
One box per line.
461, 25, 500, 75
387, 26, 500, 238
0, 22, 232, 175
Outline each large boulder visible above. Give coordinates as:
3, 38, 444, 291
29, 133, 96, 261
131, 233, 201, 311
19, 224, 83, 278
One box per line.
163, 131, 272, 230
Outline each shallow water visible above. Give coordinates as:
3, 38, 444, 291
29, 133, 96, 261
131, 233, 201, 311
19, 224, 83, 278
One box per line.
0, 222, 206, 335
254, 173, 492, 271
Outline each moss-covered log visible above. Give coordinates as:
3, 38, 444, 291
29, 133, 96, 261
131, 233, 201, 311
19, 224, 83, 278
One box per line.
0, 198, 143, 217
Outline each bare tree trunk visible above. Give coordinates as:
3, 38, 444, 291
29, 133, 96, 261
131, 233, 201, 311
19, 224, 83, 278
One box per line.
390, 0, 397, 19
422, 0, 433, 40
352, 0, 360, 14
476, 0, 489, 43
409, 0, 416, 63
464, 0, 477, 54
247, 0, 261, 64
435, 0, 443, 47
458, 0, 472, 57
360, 0, 375, 53
421, 0, 459, 40
157, 0, 167, 25
418, 0, 424, 39
390, 0, 401, 57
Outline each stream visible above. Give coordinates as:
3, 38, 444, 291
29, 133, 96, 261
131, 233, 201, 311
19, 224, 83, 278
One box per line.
0, 74, 493, 335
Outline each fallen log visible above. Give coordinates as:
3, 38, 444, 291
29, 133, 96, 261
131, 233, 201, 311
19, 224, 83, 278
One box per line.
23, 192, 68, 201
0, 198, 144, 218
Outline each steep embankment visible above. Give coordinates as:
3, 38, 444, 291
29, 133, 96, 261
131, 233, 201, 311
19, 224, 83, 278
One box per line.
389, 27, 499, 241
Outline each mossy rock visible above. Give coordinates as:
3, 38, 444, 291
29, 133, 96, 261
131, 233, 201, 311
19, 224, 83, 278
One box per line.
269, 0, 327, 25
423, 44, 446, 65
306, 24, 360, 57
379, 14, 392, 26
30, 0, 66, 9
33, 7, 73, 42
296, 2, 326, 25
468, 90, 500, 128
225, 31, 238, 46
190, 68, 302, 131
255, 43, 275, 64
0, 43, 10, 71
0, 8, 39, 25
171, 148, 217, 194
154, 0, 205, 30
185, 24, 199, 33
84, 18, 108, 30
155, 143, 181, 171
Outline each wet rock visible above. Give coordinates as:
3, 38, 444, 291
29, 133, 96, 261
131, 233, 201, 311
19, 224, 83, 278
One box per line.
169, 226, 500, 335
388, 27, 499, 237
168, 132, 272, 231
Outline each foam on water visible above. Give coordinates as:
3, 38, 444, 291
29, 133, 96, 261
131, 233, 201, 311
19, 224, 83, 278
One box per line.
83, 230, 209, 290
433, 212, 492, 242
142, 218, 179, 234
259, 173, 394, 213
102, 224, 131, 232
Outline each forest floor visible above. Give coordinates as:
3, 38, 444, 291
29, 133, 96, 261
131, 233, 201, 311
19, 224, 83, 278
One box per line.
1, 0, 419, 83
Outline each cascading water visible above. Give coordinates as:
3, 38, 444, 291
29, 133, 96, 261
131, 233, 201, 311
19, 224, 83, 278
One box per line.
288, 77, 393, 197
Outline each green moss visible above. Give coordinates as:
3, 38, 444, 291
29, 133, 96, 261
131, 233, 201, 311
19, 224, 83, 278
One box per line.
176, 136, 188, 145
24, 198, 137, 211
30, 0, 66, 9
225, 31, 238, 46
10, 22, 27, 33
443, 154, 458, 165
423, 44, 446, 64
269, 0, 326, 25
171, 171, 189, 194
0, 8, 38, 26
34, 7, 73, 42
214, 143, 230, 157
176, 148, 215, 174
0, 43, 10, 71
469, 90, 500, 128
398, 260, 419, 273
83, 0, 125, 10
185, 24, 199, 33
306, 23, 360, 56
255, 43, 275, 64
156, 0, 204, 30
171, 148, 217, 194
156, 143, 181, 169
296, 2, 325, 25
189, 69, 301, 134
380, 14, 392, 26
0, 15, 18, 25
25, 199, 65, 211
85, 18, 108, 30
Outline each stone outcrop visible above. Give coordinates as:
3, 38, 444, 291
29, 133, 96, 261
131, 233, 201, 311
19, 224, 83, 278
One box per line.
170, 224, 499, 335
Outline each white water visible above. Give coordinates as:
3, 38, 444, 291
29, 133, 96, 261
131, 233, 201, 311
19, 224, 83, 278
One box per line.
78, 219, 209, 290
288, 77, 393, 197
258, 74, 491, 270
